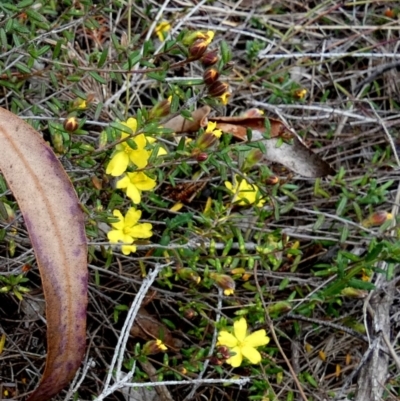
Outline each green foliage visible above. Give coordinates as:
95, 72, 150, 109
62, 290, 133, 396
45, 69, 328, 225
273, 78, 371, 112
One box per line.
1, 1, 399, 400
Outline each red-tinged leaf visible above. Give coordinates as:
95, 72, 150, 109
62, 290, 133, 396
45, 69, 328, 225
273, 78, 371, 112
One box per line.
0, 107, 87, 401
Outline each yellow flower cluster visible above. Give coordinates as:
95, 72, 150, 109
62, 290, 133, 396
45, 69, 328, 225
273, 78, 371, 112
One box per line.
105, 116, 167, 254
106, 117, 166, 204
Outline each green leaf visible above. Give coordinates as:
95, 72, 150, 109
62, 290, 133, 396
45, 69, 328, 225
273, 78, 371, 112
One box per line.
89, 71, 107, 85
220, 40, 232, 64
347, 279, 375, 291
147, 71, 167, 82
97, 46, 109, 68
166, 213, 194, 231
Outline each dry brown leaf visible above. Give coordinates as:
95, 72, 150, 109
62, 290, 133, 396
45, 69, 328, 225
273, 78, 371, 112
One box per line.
0, 107, 88, 401
164, 107, 334, 177
130, 308, 181, 350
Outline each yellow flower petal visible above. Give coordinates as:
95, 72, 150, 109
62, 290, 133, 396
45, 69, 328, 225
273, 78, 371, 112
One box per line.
241, 345, 262, 364
131, 172, 157, 191
156, 339, 168, 351
170, 201, 184, 212
124, 208, 142, 226
111, 210, 124, 229
121, 244, 137, 255
233, 318, 247, 342
243, 330, 270, 348
116, 175, 130, 189
206, 121, 217, 132
217, 331, 238, 348
156, 146, 167, 156
130, 149, 151, 169
225, 181, 233, 191
226, 346, 242, 367
128, 223, 153, 239
122, 118, 137, 132
135, 133, 147, 149
106, 152, 129, 176
126, 184, 141, 204
107, 229, 124, 243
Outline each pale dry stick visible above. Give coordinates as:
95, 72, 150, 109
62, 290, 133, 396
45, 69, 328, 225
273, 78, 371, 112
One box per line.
258, 52, 400, 59
333, 336, 380, 401
361, 100, 400, 167
63, 358, 94, 401
184, 289, 223, 400
96, 376, 250, 400
254, 264, 308, 401
354, 150, 400, 401
252, 102, 378, 123
381, 331, 400, 371
101, 264, 164, 391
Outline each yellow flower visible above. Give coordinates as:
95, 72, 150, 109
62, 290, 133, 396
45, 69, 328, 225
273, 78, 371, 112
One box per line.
155, 21, 171, 42
106, 119, 152, 176
73, 98, 87, 110
218, 318, 270, 367
116, 171, 157, 204
142, 339, 168, 355
205, 121, 222, 138
201, 30, 215, 46
106, 118, 168, 176
225, 175, 265, 207
183, 30, 215, 46
147, 135, 168, 157
219, 91, 231, 105
107, 208, 153, 255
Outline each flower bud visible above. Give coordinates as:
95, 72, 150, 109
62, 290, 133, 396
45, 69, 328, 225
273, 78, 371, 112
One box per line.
177, 366, 188, 375
63, 116, 79, 133
177, 268, 201, 284
203, 68, 220, 86
210, 273, 235, 296
201, 50, 219, 66
52, 132, 65, 154
209, 356, 224, 366
142, 339, 167, 355
183, 30, 214, 46
208, 81, 229, 98
216, 345, 231, 360
242, 149, 263, 171
341, 287, 368, 299
149, 97, 171, 119
189, 39, 208, 59
196, 152, 208, 162
362, 211, 393, 228
183, 308, 197, 320
195, 132, 218, 150
265, 175, 279, 185
0, 202, 15, 224
267, 301, 292, 315
293, 88, 307, 100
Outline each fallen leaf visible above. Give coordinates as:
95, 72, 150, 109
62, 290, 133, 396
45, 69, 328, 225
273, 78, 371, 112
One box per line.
0, 107, 88, 401
211, 115, 334, 178
130, 308, 181, 350
164, 107, 334, 177
163, 106, 210, 133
